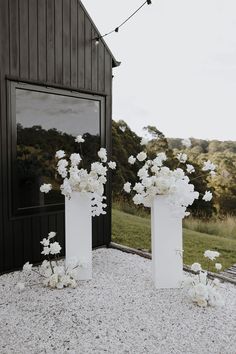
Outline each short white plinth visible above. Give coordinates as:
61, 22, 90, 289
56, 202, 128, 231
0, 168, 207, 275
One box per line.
151, 195, 183, 289
65, 192, 92, 280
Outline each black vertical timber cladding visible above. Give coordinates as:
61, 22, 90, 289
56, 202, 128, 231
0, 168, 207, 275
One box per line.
46, 0, 55, 83
29, 0, 38, 80
0, 0, 115, 272
55, 0, 63, 84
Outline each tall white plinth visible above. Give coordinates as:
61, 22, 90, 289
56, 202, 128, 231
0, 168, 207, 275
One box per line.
151, 195, 183, 289
65, 192, 92, 280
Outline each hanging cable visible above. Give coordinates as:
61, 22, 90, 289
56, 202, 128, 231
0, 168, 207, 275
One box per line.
94, 0, 152, 45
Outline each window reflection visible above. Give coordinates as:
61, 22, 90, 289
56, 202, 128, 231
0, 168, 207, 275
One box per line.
16, 88, 100, 209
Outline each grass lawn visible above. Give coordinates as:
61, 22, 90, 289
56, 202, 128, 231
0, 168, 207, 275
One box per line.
112, 208, 236, 272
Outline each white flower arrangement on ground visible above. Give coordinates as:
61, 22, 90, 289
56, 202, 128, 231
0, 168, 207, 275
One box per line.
123, 138, 216, 217
40, 135, 116, 217
16, 232, 81, 290
184, 250, 224, 307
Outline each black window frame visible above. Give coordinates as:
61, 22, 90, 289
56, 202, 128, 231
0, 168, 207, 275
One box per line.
8, 81, 105, 217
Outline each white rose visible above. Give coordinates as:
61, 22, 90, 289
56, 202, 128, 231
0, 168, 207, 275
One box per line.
75, 135, 85, 143
70, 153, 82, 166
108, 161, 116, 170
137, 152, 147, 162
191, 263, 202, 272
40, 183, 52, 194
98, 148, 107, 162
204, 250, 220, 261
137, 168, 148, 179
186, 164, 195, 174
202, 160, 216, 172
128, 155, 136, 165
55, 150, 65, 159
133, 183, 144, 194
49, 274, 59, 288
176, 153, 187, 163
41, 246, 50, 256
203, 191, 213, 202
23, 262, 32, 273
48, 231, 56, 239
196, 298, 208, 307
215, 263, 222, 271
133, 194, 143, 205
50, 242, 62, 255
69, 279, 77, 288
124, 182, 131, 193
41, 260, 50, 269
40, 238, 49, 247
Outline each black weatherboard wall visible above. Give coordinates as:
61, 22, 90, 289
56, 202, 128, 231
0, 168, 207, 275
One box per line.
0, 0, 119, 273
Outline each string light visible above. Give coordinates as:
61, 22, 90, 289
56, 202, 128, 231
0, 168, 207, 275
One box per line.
94, 0, 152, 44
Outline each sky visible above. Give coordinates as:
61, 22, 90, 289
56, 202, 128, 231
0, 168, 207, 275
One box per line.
82, 0, 236, 141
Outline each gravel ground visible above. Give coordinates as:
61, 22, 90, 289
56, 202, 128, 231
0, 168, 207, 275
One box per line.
0, 248, 235, 354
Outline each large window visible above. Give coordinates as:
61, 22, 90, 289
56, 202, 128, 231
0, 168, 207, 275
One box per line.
10, 82, 104, 215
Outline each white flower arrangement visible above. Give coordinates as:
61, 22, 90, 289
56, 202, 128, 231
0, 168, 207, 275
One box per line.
123, 139, 216, 218
40, 135, 116, 217
16, 232, 82, 290
184, 250, 224, 307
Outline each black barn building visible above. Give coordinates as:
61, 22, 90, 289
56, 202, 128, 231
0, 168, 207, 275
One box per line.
0, 0, 119, 273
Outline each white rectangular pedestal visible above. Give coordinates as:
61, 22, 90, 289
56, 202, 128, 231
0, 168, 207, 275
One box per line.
151, 195, 183, 289
65, 192, 92, 280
